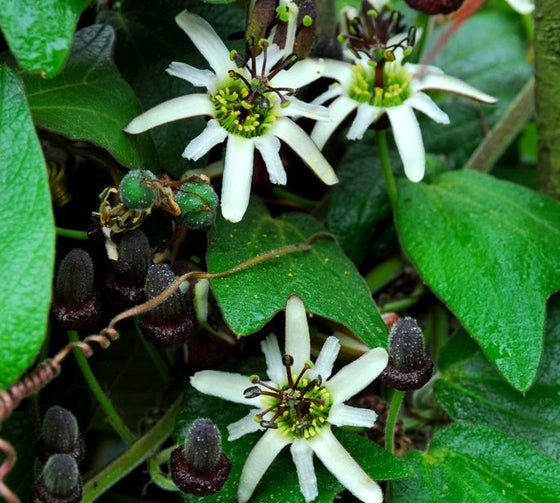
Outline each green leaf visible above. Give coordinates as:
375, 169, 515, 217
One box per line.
395, 170, 560, 391
0, 0, 89, 77
421, 10, 533, 167
391, 424, 560, 503
175, 358, 410, 502
0, 67, 55, 389
207, 198, 388, 348
435, 293, 560, 462
21, 24, 158, 171
99, 0, 245, 178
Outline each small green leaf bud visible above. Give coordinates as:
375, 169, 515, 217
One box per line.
36, 406, 85, 464
174, 181, 219, 229
118, 169, 158, 210
31, 454, 82, 503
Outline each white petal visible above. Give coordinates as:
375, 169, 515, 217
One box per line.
410, 66, 498, 104
124, 94, 214, 134
175, 10, 233, 83
238, 429, 291, 503
291, 439, 318, 502
272, 117, 338, 184
261, 334, 285, 384
386, 106, 426, 183
321, 59, 354, 89
253, 135, 287, 185
328, 403, 378, 428
190, 370, 261, 407
166, 61, 217, 91
272, 58, 325, 89
281, 96, 330, 121
309, 428, 383, 503
227, 409, 263, 440
285, 296, 311, 372
310, 95, 358, 150
326, 348, 388, 403
308, 336, 340, 382
506, 0, 534, 14
221, 135, 254, 223
347, 103, 383, 141
182, 119, 227, 161
313, 84, 344, 106
407, 92, 449, 124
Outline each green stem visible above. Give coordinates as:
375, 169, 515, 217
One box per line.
82, 395, 182, 502
365, 257, 403, 294
56, 227, 89, 240
68, 330, 135, 445
410, 12, 430, 64
385, 390, 405, 454
148, 445, 179, 491
377, 130, 398, 209
134, 317, 170, 382
380, 283, 425, 313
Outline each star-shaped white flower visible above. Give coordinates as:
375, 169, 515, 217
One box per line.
310, 52, 497, 182
124, 10, 337, 223
505, 0, 533, 14
191, 295, 388, 503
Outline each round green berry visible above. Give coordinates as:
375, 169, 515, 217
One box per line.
174, 182, 219, 229
119, 170, 158, 210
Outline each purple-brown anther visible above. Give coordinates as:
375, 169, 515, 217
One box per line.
170, 418, 232, 496
293, 0, 317, 59
381, 317, 434, 391
51, 249, 100, 330
404, 0, 465, 15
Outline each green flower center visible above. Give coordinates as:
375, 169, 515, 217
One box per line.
348, 62, 413, 108
211, 75, 280, 139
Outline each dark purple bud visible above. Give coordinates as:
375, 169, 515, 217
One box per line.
31, 454, 82, 503
404, 0, 465, 15
36, 406, 85, 464
51, 249, 100, 330
381, 317, 434, 391
139, 264, 197, 348
170, 418, 232, 496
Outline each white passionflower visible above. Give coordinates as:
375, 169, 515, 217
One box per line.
310, 52, 498, 182
124, 10, 337, 223
506, 0, 534, 14
191, 296, 388, 503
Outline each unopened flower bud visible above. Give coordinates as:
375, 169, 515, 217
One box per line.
404, 0, 464, 15
36, 406, 85, 464
118, 169, 158, 210
139, 264, 197, 348
174, 181, 219, 229
381, 317, 434, 391
106, 230, 151, 307
170, 418, 232, 496
51, 249, 100, 330
31, 454, 82, 503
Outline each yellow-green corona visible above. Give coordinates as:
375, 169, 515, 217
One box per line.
348, 63, 412, 107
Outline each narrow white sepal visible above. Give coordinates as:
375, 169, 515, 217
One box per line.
291, 439, 318, 503
328, 403, 378, 428
253, 135, 287, 185
308, 336, 340, 382
327, 348, 388, 403
312, 84, 344, 107
272, 117, 338, 184
227, 409, 263, 441
193, 278, 210, 323
166, 62, 217, 91
124, 94, 213, 134
310, 94, 358, 150
175, 10, 232, 83
261, 334, 285, 384
347, 103, 383, 140
309, 428, 383, 503
221, 134, 254, 223
273, 58, 325, 89
282, 96, 330, 121
285, 296, 311, 372
190, 370, 261, 407
386, 105, 426, 183
321, 59, 354, 89
407, 92, 449, 125
238, 430, 291, 503
505, 0, 534, 14
182, 119, 227, 161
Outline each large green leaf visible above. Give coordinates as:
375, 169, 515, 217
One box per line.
395, 170, 560, 391
435, 293, 560, 462
420, 10, 532, 167
0, 0, 89, 78
99, 0, 245, 177
391, 424, 560, 502
0, 67, 55, 388
175, 358, 410, 502
21, 24, 158, 171
207, 198, 388, 348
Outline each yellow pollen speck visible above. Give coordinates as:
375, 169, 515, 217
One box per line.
288, 272, 293, 277
254, 294, 259, 299
323, 257, 329, 264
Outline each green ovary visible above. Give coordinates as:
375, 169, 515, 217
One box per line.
211, 77, 279, 139
348, 62, 413, 108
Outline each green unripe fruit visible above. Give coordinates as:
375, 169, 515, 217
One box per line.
174, 182, 219, 229
119, 169, 158, 210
